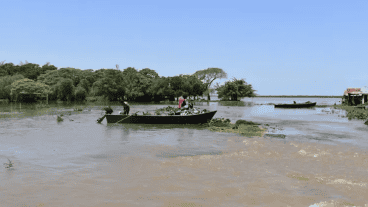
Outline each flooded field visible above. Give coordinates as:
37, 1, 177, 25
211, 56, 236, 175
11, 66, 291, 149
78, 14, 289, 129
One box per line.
0, 100, 367, 206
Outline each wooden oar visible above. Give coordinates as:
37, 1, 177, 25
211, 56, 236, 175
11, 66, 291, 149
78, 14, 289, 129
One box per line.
116, 115, 130, 123
97, 115, 107, 123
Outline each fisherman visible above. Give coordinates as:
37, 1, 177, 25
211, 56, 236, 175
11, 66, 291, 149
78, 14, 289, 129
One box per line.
121, 101, 130, 115
189, 99, 194, 109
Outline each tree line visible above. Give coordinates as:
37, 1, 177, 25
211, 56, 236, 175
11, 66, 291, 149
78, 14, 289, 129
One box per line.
0, 60, 256, 102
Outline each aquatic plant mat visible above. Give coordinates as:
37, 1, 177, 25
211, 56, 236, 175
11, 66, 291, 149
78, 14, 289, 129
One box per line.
207, 118, 266, 138
3, 130, 368, 206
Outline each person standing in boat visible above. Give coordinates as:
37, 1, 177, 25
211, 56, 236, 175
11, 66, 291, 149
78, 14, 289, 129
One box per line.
121, 101, 130, 115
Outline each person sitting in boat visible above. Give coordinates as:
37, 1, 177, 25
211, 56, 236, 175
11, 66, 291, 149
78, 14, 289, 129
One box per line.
188, 99, 194, 109
121, 101, 130, 115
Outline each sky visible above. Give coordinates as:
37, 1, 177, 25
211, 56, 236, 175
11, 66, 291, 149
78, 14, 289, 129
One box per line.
1, 0, 367, 96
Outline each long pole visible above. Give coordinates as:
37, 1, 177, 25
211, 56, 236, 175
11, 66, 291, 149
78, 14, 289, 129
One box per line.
116, 115, 130, 123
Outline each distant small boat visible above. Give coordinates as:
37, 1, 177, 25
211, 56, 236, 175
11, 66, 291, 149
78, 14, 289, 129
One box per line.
105, 110, 217, 124
274, 102, 317, 108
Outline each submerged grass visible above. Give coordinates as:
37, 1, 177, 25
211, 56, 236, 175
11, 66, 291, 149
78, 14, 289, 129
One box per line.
334, 105, 368, 120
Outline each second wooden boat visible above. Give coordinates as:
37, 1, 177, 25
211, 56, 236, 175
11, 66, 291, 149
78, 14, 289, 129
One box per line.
274, 102, 317, 108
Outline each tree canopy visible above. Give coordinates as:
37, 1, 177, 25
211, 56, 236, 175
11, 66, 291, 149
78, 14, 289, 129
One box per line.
193, 68, 227, 100
216, 78, 256, 101
0, 61, 235, 102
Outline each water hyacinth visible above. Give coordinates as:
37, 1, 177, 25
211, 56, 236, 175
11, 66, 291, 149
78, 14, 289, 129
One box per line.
3, 158, 13, 168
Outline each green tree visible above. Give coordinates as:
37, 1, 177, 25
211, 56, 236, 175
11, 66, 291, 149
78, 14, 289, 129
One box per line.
169, 76, 185, 100
41, 62, 57, 75
77, 79, 90, 94
18, 63, 42, 80
75, 87, 87, 101
139, 68, 159, 79
0, 63, 16, 77
194, 68, 227, 100
216, 78, 256, 101
10, 78, 50, 101
122, 67, 150, 101
148, 77, 175, 102
0, 74, 25, 100
92, 69, 125, 101
58, 78, 75, 101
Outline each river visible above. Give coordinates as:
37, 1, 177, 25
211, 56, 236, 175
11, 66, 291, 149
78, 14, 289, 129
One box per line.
0, 98, 367, 206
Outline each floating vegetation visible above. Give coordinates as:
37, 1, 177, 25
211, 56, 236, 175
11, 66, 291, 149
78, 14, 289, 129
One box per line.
73, 107, 83, 111
57, 115, 64, 122
205, 118, 266, 137
208, 118, 231, 127
103, 106, 113, 114
3, 158, 13, 168
207, 119, 266, 138
143, 111, 152, 116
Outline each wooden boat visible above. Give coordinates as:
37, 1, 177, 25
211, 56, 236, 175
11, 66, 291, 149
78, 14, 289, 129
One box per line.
105, 110, 217, 124
274, 102, 317, 108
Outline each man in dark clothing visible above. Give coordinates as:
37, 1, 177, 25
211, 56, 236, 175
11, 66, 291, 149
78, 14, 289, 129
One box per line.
122, 102, 130, 115
189, 101, 194, 109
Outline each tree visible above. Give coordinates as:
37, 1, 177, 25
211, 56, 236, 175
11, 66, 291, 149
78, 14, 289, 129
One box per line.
169, 76, 185, 100
18, 63, 42, 80
139, 68, 159, 79
75, 87, 87, 101
0, 74, 25, 100
193, 68, 227, 100
77, 79, 90, 94
92, 69, 125, 101
58, 78, 75, 101
216, 78, 256, 101
41, 63, 57, 75
180, 75, 207, 99
10, 78, 50, 102
122, 67, 150, 101
0, 63, 16, 76
148, 77, 175, 102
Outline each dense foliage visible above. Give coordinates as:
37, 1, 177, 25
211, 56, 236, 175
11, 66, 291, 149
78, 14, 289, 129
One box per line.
216, 78, 256, 101
10, 78, 50, 101
0, 61, 253, 103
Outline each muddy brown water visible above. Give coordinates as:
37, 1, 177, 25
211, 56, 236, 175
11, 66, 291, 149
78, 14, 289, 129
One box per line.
0, 101, 368, 206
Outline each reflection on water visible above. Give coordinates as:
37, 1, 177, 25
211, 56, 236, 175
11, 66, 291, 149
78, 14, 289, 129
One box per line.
0, 101, 367, 206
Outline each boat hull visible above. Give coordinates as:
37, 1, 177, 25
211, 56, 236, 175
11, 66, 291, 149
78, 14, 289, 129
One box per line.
105, 111, 217, 124
274, 102, 317, 108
